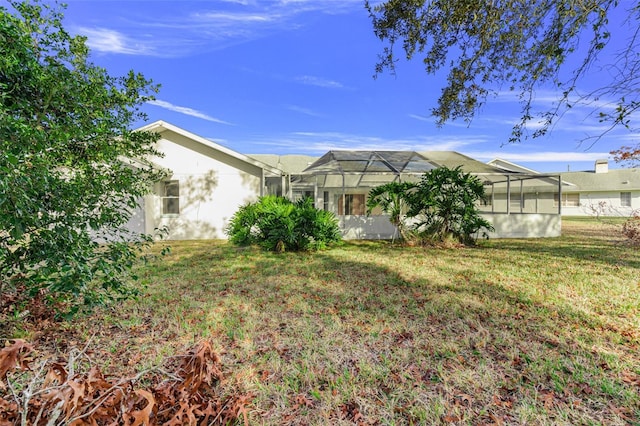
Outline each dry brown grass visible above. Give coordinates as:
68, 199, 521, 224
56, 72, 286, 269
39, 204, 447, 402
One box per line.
6, 217, 640, 425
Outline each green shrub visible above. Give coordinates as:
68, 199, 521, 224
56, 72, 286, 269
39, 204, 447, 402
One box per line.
0, 1, 163, 316
366, 181, 414, 241
225, 196, 341, 252
367, 167, 493, 246
407, 166, 493, 245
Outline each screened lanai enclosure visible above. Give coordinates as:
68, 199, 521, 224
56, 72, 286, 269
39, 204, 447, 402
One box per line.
283, 150, 564, 239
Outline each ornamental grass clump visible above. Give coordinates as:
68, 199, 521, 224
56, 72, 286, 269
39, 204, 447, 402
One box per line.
225, 196, 341, 252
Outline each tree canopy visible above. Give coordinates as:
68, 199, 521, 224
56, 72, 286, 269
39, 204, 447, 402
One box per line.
0, 1, 163, 316
367, 0, 639, 157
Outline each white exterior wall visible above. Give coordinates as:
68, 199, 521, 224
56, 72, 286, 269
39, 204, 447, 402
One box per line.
340, 215, 397, 240
562, 191, 639, 217
342, 213, 561, 239
125, 197, 146, 235
146, 134, 263, 240
481, 213, 561, 238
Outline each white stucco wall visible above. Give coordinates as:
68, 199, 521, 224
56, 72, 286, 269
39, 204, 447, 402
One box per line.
340, 215, 398, 240
481, 213, 562, 238
146, 132, 263, 240
125, 196, 146, 235
341, 213, 561, 239
561, 191, 639, 217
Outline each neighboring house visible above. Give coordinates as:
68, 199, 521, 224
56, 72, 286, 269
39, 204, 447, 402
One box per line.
136, 121, 285, 240
133, 122, 563, 240
489, 158, 640, 217
558, 160, 640, 216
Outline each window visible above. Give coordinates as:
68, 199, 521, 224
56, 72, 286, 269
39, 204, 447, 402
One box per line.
323, 191, 329, 211
621, 192, 632, 207
554, 193, 579, 207
338, 194, 365, 215
162, 180, 180, 215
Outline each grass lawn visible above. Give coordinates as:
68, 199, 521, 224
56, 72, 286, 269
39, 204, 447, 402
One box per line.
21, 218, 640, 424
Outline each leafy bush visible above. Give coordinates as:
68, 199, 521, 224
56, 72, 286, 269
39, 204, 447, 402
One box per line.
366, 182, 415, 241
0, 1, 163, 316
367, 167, 493, 245
407, 166, 493, 245
226, 196, 341, 252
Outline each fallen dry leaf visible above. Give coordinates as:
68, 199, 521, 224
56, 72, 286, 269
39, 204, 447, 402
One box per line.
0, 340, 253, 426
0, 340, 33, 382
130, 389, 155, 426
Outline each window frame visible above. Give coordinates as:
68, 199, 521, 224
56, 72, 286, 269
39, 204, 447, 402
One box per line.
621, 192, 632, 208
554, 193, 580, 208
162, 180, 180, 216
338, 193, 366, 215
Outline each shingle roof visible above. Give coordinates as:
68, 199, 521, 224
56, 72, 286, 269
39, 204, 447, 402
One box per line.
560, 168, 640, 191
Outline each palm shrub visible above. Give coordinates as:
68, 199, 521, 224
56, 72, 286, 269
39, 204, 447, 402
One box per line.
225, 202, 260, 246
292, 197, 343, 250
366, 181, 414, 242
225, 196, 341, 252
407, 166, 493, 245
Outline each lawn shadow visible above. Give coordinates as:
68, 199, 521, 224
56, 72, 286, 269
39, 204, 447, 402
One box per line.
68, 238, 639, 424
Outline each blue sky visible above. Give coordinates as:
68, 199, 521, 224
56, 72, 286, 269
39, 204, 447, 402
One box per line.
55, 0, 638, 172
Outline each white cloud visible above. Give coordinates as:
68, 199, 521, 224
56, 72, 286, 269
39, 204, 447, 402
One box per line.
79, 27, 153, 55
147, 100, 233, 125
477, 104, 632, 136
250, 131, 487, 153
466, 150, 611, 163
248, 129, 613, 167
75, 1, 361, 57
192, 11, 277, 23
218, 0, 255, 5
408, 114, 430, 122
295, 75, 345, 89
286, 105, 324, 117
619, 133, 640, 142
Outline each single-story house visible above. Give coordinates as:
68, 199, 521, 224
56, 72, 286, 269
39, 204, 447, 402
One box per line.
132, 121, 564, 240
558, 160, 640, 216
